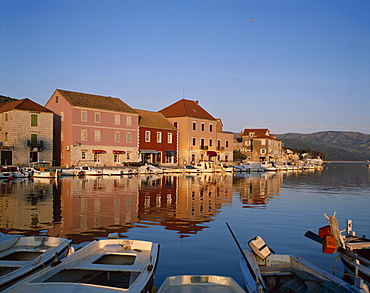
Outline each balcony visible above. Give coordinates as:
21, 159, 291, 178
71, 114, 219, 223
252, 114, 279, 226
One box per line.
217, 146, 225, 151
200, 145, 208, 150
27, 140, 44, 151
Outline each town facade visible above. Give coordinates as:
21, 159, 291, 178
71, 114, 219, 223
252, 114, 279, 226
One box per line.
136, 109, 178, 165
45, 89, 140, 167
159, 99, 234, 165
235, 128, 282, 162
0, 99, 54, 165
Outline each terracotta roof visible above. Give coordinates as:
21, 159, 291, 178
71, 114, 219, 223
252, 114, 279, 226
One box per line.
56, 89, 138, 114
136, 109, 177, 130
159, 99, 216, 120
242, 128, 278, 139
0, 98, 53, 113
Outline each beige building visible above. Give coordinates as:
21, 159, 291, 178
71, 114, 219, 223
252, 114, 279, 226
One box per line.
0, 99, 54, 165
236, 128, 282, 163
159, 99, 233, 165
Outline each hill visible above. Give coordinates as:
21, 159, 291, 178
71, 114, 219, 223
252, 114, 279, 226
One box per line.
275, 131, 370, 161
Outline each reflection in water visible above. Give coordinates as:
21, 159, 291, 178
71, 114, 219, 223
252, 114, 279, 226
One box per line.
233, 172, 283, 208
0, 171, 302, 242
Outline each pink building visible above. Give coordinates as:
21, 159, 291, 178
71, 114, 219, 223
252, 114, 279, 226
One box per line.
45, 89, 140, 167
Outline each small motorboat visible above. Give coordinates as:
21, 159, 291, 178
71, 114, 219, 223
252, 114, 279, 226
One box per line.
307, 213, 370, 288
76, 166, 102, 176
4, 238, 159, 293
260, 161, 278, 172
0, 235, 72, 291
0, 168, 13, 180
182, 165, 201, 174
58, 168, 85, 177
138, 164, 163, 174
157, 275, 245, 293
226, 223, 368, 293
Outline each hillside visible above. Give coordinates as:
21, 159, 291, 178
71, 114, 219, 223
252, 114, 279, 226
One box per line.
276, 131, 370, 161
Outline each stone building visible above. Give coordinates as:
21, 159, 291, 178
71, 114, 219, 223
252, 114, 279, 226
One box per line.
0, 99, 54, 165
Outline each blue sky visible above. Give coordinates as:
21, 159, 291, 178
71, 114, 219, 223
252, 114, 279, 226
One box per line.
1, 0, 369, 134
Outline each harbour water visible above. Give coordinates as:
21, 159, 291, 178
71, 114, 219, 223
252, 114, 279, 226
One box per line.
0, 162, 369, 288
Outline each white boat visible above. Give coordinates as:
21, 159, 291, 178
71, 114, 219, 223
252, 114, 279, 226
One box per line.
0, 168, 13, 180
226, 223, 368, 293
77, 166, 102, 176
157, 275, 245, 293
58, 168, 85, 177
0, 235, 72, 291
308, 213, 370, 288
231, 164, 250, 172
195, 161, 216, 173
4, 238, 159, 293
260, 161, 278, 172
101, 168, 123, 176
5, 166, 27, 178
215, 163, 234, 173
28, 162, 58, 178
243, 161, 264, 172
138, 164, 163, 174
182, 165, 201, 174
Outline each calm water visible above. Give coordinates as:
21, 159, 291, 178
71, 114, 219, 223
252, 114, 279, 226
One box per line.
0, 162, 369, 288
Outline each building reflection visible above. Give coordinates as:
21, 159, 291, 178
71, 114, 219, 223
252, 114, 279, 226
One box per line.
233, 172, 283, 208
0, 172, 284, 241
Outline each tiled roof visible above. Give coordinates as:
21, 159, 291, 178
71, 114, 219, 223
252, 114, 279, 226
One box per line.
56, 89, 138, 114
159, 99, 216, 120
136, 109, 177, 130
0, 98, 53, 113
242, 128, 278, 139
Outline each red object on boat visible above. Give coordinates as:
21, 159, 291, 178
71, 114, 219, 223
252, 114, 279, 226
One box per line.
322, 235, 337, 254
318, 225, 331, 238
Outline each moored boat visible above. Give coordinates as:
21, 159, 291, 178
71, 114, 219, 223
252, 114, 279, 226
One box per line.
4, 238, 159, 293
307, 213, 370, 288
260, 161, 278, 172
138, 164, 163, 174
181, 165, 201, 174
157, 275, 245, 293
226, 223, 368, 293
0, 235, 72, 291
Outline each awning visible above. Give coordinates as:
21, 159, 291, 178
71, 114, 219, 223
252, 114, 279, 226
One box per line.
166, 151, 177, 156
113, 150, 125, 154
207, 151, 217, 157
140, 149, 159, 154
92, 150, 105, 154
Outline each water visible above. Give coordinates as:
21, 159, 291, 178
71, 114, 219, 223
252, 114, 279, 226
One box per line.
0, 162, 369, 288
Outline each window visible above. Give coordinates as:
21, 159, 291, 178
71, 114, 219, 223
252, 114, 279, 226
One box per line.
226, 140, 229, 148
145, 131, 150, 142
200, 138, 205, 148
192, 137, 196, 146
174, 122, 178, 128
261, 139, 266, 146
94, 130, 101, 141
192, 122, 196, 131
261, 148, 266, 154
115, 115, 120, 125
81, 111, 88, 122
157, 132, 162, 143
61, 130, 64, 141
126, 116, 132, 126
201, 123, 205, 131
250, 133, 254, 137
81, 151, 86, 159
60, 111, 64, 122
31, 114, 38, 126
168, 133, 172, 144
55, 96, 59, 103
94, 112, 101, 123
4, 113, 8, 121
81, 129, 88, 141
209, 124, 213, 132
209, 139, 213, 147
115, 132, 121, 142
126, 132, 132, 143
31, 133, 37, 144
4, 132, 8, 142
114, 153, 119, 163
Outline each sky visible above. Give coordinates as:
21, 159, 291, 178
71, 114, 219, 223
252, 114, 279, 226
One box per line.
1, 0, 369, 134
